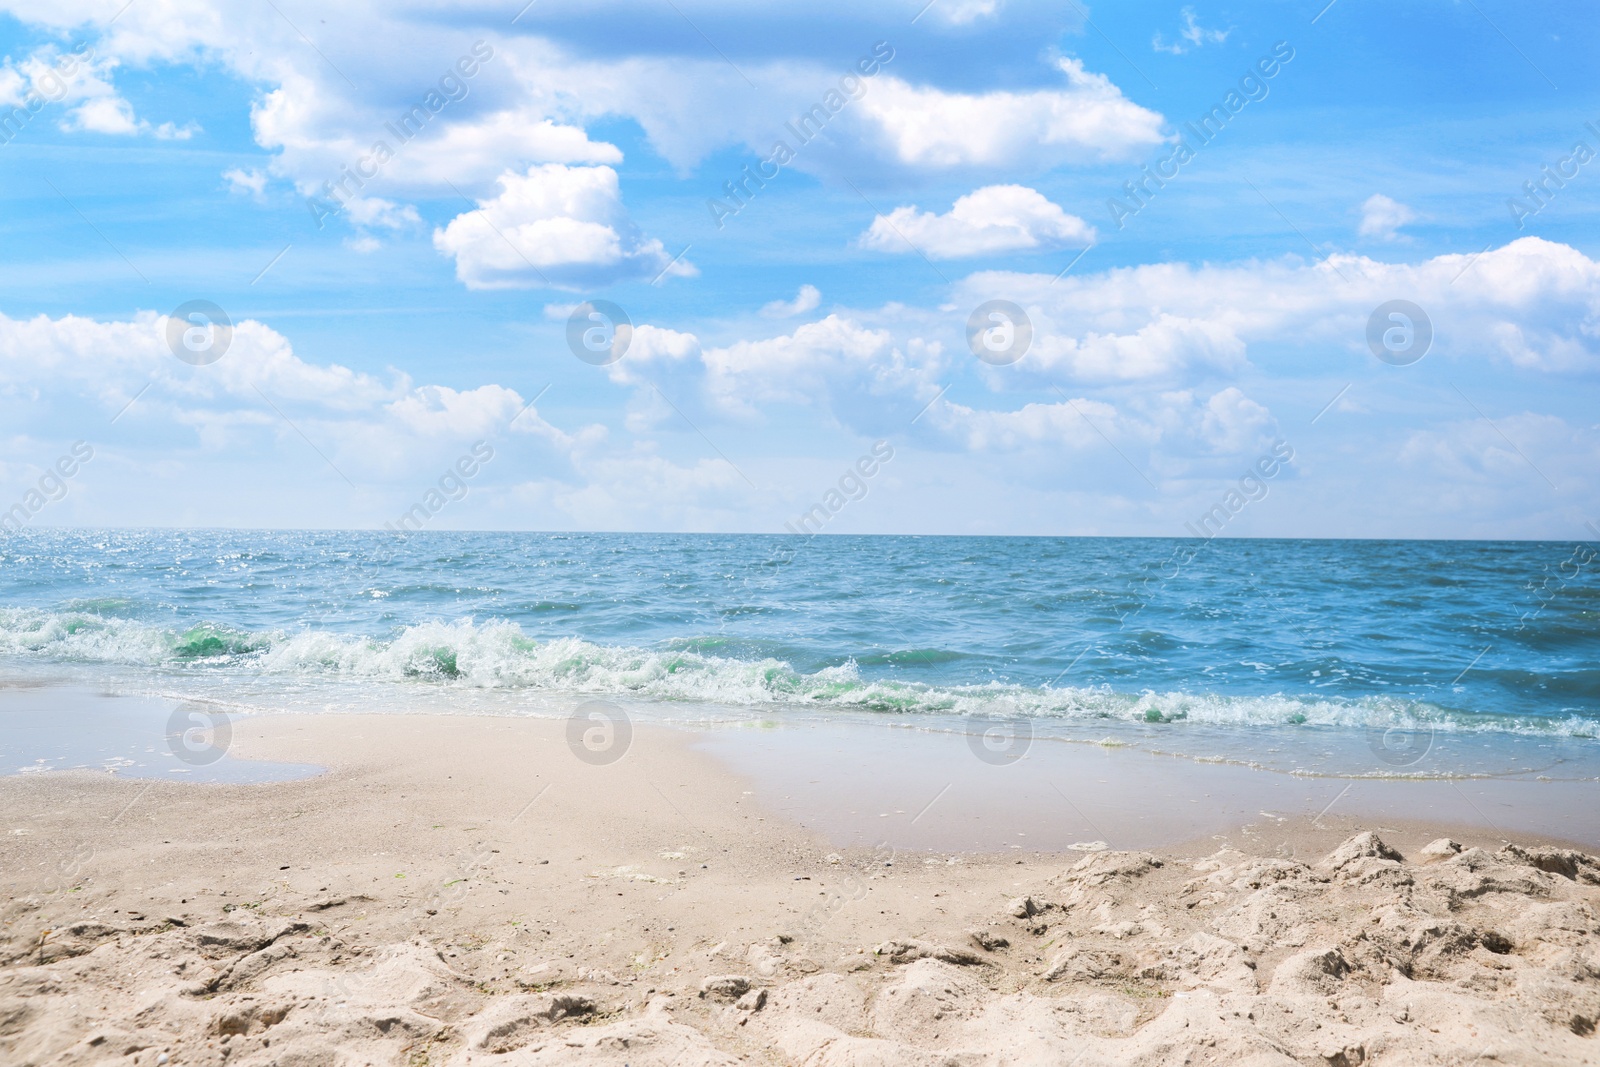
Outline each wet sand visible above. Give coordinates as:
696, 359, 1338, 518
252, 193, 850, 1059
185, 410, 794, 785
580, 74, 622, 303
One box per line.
694, 717, 1600, 853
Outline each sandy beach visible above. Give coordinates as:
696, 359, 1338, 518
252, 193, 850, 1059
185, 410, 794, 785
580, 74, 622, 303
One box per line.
3, 0, 1596, 1061
4, 711, 1599, 1066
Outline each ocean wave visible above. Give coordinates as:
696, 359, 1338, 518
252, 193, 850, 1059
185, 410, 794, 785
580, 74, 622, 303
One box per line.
0, 608, 1595, 738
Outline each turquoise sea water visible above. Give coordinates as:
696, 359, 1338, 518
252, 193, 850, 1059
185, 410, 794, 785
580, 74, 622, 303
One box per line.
0, 530, 1595, 780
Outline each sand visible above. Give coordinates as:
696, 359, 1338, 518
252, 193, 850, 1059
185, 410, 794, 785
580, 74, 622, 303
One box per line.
3, 711, 1599, 1066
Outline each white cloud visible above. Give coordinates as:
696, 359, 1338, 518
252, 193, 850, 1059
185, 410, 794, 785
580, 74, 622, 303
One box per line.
344, 196, 420, 231
1193, 387, 1275, 454
223, 167, 268, 199
60, 88, 197, 139
1383, 411, 1599, 536
0, 45, 100, 108
937, 396, 1112, 451
0, 2, 1169, 187
1153, 7, 1230, 54
762, 285, 822, 318
0, 309, 381, 413
702, 314, 944, 420
603, 324, 702, 387
861, 185, 1095, 259
0, 42, 195, 140
151, 119, 197, 139
60, 94, 140, 134
507, 37, 1164, 179
432, 164, 694, 290
957, 236, 1600, 378
928, 0, 1002, 25
602, 307, 1184, 450
253, 78, 623, 200
64, 98, 195, 138
704, 314, 891, 407
1358, 193, 1416, 240
3, 234, 1594, 534
0, 0, 1168, 305
505, 240, 1599, 465
0, 7, 636, 260
0, 4, 1590, 536
0, 301, 768, 532
1398, 411, 1594, 487
383, 383, 526, 438
379, 112, 621, 186
525, 449, 752, 531
1025, 313, 1246, 382
928, 386, 1276, 460
0, 307, 577, 480
859, 59, 1164, 167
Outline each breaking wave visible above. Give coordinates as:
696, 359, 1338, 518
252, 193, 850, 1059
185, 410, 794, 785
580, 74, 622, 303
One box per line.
1, 608, 1594, 738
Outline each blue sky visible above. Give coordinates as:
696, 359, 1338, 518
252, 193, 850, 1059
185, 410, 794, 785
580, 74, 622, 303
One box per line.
0, 0, 1595, 537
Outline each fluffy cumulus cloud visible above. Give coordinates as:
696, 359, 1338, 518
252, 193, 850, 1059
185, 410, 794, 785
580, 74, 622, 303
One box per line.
0, 2, 1593, 533
859, 59, 1164, 168
956, 237, 1600, 380
0, 308, 574, 481
252, 71, 623, 202
0, 0, 1179, 309
700, 314, 943, 418
504, 238, 1599, 496
0, 3, 1169, 238
935, 395, 1116, 452
1025, 314, 1246, 382
432, 164, 694, 290
1189, 387, 1275, 454
2, 234, 1596, 531
0, 305, 771, 531
861, 185, 1095, 259
223, 167, 267, 199
604, 324, 703, 388
762, 285, 822, 318
586, 305, 1275, 467
343, 196, 420, 232
565, 238, 1599, 458
1358, 194, 1416, 240
0, 41, 194, 139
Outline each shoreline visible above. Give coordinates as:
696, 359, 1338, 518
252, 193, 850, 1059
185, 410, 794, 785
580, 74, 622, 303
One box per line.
6, 684, 1596, 851
3, 710, 1599, 1065
690, 715, 1600, 854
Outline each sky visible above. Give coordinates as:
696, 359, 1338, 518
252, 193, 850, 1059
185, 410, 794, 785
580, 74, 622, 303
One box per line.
0, 0, 1595, 538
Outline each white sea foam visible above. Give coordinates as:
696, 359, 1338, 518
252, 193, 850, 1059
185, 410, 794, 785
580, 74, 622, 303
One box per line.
0, 609, 1594, 738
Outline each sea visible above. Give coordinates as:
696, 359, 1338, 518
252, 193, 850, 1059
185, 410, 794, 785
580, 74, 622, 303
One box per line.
0, 529, 1596, 783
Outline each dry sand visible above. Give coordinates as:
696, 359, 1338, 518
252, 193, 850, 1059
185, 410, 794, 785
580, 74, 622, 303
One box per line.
3, 712, 1599, 1066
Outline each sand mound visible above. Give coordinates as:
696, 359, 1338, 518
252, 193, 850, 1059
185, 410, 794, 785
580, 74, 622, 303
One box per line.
4, 832, 1598, 1065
